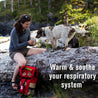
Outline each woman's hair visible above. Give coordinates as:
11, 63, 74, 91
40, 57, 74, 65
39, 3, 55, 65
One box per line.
14, 14, 31, 35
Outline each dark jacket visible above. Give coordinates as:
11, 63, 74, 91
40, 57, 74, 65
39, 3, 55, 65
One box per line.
9, 27, 31, 52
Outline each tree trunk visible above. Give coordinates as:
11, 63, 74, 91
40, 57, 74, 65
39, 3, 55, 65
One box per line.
18, 0, 20, 8
30, 0, 33, 6
11, 0, 14, 13
4, 0, 6, 8
64, 12, 68, 26
38, 0, 41, 14
48, 0, 51, 9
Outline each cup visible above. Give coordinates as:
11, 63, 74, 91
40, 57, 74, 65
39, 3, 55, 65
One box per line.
32, 38, 36, 45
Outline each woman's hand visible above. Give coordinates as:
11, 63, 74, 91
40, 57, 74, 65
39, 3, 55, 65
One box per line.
28, 39, 36, 46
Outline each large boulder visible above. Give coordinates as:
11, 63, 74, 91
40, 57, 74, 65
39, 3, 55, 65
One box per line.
0, 46, 98, 82
0, 20, 15, 36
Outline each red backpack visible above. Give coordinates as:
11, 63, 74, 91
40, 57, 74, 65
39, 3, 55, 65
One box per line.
19, 65, 38, 96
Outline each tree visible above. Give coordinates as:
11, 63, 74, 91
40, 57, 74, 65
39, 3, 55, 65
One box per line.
30, 0, 33, 6
11, 0, 14, 13
38, 0, 41, 14
83, 0, 96, 12
64, 12, 68, 26
4, 0, 6, 8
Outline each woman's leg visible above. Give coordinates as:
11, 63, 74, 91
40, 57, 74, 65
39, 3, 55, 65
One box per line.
12, 52, 27, 89
27, 48, 46, 56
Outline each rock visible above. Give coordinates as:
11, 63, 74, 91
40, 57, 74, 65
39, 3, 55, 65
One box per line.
0, 46, 98, 82
47, 12, 53, 20
0, 21, 49, 36
0, 20, 15, 36
47, 12, 59, 25
30, 22, 41, 31
0, 41, 10, 53
30, 22, 50, 31
0, 36, 10, 44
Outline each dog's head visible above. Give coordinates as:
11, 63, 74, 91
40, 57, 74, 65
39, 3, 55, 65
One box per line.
36, 28, 44, 38
36, 26, 54, 38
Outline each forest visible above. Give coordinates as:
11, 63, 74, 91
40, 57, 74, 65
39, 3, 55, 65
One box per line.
1, 0, 97, 46
0, 0, 97, 22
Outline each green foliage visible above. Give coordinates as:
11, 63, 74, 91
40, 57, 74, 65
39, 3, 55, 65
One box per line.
84, 16, 98, 45
84, 16, 98, 25
0, 0, 65, 22
53, 80, 70, 98
76, 16, 98, 47
0, 0, 97, 24
36, 39, 52, 49
54, 0, 98, 47
56, 0, 94, 25
45, 42, 52, 49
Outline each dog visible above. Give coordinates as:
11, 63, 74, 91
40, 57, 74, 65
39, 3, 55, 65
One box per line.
36, 24, 77, 50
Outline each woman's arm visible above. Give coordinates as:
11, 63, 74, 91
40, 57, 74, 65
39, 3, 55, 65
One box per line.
11, 30, 29, 50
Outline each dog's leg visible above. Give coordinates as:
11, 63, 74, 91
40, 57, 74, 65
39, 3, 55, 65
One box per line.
65, 40, 68, 50
51, 40, 55, 51
64, 41, 69, 51
64, 46, 68, 51
53, 39, 58, 50
52, 38, 56, 51
62, 38, 69, 51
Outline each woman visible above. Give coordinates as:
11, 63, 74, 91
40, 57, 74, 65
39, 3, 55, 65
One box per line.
9, 14, 46, 90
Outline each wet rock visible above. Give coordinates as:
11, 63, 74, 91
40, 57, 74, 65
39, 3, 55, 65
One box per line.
30, 22, 41, 31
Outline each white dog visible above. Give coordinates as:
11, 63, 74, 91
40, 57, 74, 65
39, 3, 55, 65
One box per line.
36, 24, 76, 50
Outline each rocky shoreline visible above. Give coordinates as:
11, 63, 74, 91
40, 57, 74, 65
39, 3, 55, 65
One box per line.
0, 38, 98, 97
0, 29, 98, 97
